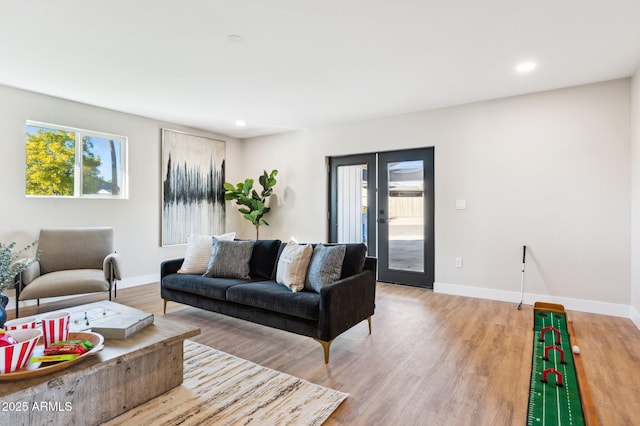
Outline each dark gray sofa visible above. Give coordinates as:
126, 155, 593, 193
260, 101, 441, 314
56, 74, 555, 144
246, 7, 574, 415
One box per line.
160, 239, 376, 363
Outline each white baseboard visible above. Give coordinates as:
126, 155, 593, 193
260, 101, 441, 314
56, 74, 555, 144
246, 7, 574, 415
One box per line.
5, 273, 159, 312
434, 282, 633, 320
117, 274, 159, 290
631, 306, 640, 329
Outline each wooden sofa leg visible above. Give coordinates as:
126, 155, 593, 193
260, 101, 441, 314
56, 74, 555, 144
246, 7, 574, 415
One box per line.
314, 338, 334, 364
368, 316, 372, 334
163, 299, 168, 314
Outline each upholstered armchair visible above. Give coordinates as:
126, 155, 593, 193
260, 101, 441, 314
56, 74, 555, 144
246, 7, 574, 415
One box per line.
15, 227, 121, 317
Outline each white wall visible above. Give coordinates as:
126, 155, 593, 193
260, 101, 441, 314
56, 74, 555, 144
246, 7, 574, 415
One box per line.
631, 69, 640, 327
0, 84, 242, 290
1, 78, 633, 318
242, 79, 632, 313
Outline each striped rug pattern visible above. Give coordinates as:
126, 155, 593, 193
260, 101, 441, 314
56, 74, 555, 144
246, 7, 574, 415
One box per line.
105, 340, 348, 425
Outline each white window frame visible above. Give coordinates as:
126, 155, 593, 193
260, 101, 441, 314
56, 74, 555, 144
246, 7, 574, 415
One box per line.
26, 120, 129, 199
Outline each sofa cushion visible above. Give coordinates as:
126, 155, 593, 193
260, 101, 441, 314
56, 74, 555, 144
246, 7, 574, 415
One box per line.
305, 244, 346, 292
18, 269, 109, 300
339, 243, 367, 278
275, 241, 313, 292
226, 281, 320, 321
204, 239, 254, 279
248, 239, 281, 279
178, 232, 235, 274
276, 242, 368, 279
162, 274, 247, 300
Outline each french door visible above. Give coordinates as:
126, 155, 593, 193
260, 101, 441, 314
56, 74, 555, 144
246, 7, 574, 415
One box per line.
329, 148, 434, 288
329, 154, 377, 256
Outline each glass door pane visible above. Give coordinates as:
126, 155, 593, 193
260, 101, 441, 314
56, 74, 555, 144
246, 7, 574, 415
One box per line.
329, 154, 377, 256
337, 164, 368, 244
387, 160, 424, 272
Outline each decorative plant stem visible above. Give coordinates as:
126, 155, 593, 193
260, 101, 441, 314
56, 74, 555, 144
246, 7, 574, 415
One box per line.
224, 169, 278, 239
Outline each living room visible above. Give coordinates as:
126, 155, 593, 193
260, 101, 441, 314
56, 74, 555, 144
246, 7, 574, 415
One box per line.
1, 2, 640, 425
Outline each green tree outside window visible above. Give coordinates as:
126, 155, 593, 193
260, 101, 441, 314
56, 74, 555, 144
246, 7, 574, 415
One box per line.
25, 122, 126, 198
26, 128, 77, 196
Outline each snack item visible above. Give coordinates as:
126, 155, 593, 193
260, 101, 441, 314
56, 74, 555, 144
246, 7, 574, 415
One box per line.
31, 354, 80, 363
65, 339, 94, 350
0, 330, 18, 347
43, 339, 94, 355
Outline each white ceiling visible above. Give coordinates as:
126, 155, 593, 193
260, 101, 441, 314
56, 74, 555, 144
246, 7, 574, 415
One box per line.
2, 1, 639, 139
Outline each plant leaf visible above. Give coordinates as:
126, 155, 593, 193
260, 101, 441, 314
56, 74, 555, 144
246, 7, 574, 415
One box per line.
242, 213, 258, 225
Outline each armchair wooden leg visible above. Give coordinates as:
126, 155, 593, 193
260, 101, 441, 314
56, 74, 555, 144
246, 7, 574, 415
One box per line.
314, 338, 334, 364
368, 316, 372, 334
163, 299, 168, 314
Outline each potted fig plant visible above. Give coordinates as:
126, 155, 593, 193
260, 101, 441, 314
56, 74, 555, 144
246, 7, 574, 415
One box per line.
0, 241, 39, 327
224, 169, 278, 239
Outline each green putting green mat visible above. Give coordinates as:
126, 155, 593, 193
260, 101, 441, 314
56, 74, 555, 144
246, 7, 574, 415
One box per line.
527, 307, 585, 426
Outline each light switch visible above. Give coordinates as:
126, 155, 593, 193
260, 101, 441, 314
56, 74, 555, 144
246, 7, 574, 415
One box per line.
455, 199, 467, 210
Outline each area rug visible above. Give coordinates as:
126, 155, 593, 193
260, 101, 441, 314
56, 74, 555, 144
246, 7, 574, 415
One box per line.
104, 340, 348, 426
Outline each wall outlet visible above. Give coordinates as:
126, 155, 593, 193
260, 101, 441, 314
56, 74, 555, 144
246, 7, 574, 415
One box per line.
455, 257, 463, 268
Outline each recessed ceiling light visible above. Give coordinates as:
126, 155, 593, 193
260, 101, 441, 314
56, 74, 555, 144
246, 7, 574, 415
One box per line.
227, 35, 245, 44
516, 62, 536, 73
235, 120, 246, 127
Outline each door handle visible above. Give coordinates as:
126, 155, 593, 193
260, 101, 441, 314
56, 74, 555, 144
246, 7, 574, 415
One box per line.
378, 209, 387, 224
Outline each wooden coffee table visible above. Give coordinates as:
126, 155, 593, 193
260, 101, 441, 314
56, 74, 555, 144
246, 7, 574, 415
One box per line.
0, 301, 200, 425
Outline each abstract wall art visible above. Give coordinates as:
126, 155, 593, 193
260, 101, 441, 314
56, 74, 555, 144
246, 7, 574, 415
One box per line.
161, 129, 225, 246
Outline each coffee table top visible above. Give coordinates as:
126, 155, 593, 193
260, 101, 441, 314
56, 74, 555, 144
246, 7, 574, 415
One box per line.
1, 301, 200, 395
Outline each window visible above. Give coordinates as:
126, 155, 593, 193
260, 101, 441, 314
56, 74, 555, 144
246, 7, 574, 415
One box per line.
25, 121, 127, 198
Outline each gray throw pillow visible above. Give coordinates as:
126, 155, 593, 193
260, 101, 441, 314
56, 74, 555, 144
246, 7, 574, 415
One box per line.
177, 232, 236, 274
305, 244, 346, 292
203, 239, 254, 279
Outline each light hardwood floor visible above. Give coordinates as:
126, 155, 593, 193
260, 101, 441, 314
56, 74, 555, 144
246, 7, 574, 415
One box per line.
8, 283, 640, 425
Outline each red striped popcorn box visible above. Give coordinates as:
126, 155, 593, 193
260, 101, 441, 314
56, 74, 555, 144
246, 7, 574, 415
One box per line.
41, 311, 71, 348
0, 329, 42, 374
4, 316, 37, 331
